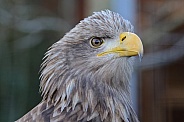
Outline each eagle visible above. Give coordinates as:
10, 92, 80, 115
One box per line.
16, 10, 143, 122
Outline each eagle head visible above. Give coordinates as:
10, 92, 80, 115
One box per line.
40, 10, 143, 122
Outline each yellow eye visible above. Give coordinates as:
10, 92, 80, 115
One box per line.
90, 37, 104, 48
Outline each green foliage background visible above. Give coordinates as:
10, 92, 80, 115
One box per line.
0, 0, 74, 121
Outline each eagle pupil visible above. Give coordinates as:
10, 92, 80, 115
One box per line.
94, 39, 100, 44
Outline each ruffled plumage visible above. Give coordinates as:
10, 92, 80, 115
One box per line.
16, 10, 139, 122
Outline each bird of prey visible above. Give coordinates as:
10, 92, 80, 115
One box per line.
16, 10, 143, 122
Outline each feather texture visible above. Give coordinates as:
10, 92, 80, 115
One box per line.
16, 10, 139, 122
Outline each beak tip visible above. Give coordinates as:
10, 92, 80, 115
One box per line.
138, 52, 143, 62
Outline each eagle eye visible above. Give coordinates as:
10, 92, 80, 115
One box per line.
90, 37, 104, 48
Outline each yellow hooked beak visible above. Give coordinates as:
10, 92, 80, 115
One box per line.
97, 32, 143, 59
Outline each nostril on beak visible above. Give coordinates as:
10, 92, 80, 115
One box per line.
121, 36, 126, 41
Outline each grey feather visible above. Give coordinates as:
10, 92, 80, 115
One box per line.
16, 10, 139, 122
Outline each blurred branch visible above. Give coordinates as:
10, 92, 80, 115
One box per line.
141, 15, 184, 46
15, 17, 71, 33
14, 34, 43, 49
0, 8, 71, 33
141, 0, 184, 46
138, 1, 184, 69
140, 36, 184, 69
0, 6, 72, 49
155, 1, 184, 22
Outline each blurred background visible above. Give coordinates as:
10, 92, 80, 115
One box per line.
0, 0, 184, 122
